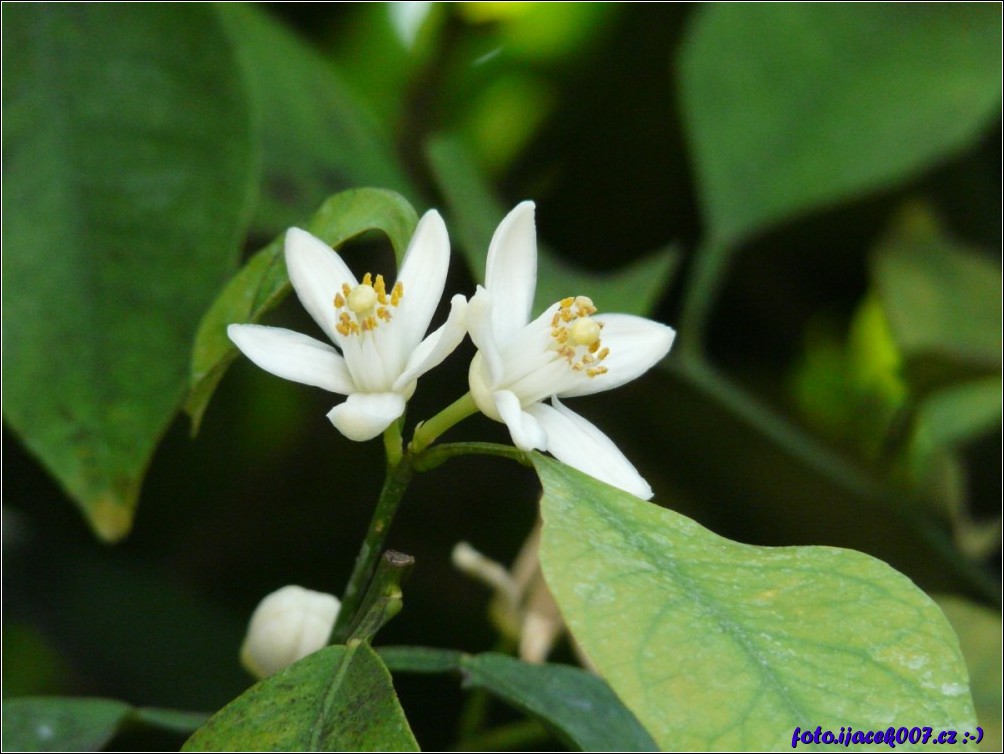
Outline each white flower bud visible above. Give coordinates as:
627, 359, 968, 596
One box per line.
240, 585, 341, 679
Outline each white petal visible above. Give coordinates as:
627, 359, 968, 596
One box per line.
395, 210, 449, 349
528, 398, 653, 500
393, 294, 468, 391
285, 228, 357, 345
327, 392, 406, 442
494, 390, 548, 451
559, 315, 675, 398
228, 324, 355, 394
466, 286, 503, 384
485, 201, 537, 341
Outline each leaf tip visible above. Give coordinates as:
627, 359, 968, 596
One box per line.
88, 496, 134, 543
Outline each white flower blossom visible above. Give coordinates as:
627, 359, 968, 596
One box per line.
240, 585, 341, 679
467, 201, 675, 499
228, 211, 467, 442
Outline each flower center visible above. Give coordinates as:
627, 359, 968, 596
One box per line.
333, 272, 403, 336
550, 296, 609, 377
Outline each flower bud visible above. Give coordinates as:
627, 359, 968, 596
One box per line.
240, 585, 341, 679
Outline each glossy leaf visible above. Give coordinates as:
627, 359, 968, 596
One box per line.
186, 189, 419, 430
533, 453, 978, 751
935, 596, 1002, 752
426, 135, 679, 317
680, 4, 1002, 244
183, 643, 417, 752
217, 4, 416, 236
1, 697, 206, 752
462, 653, 657, 752
2, 4, 256, 540
380, 648, 656, 751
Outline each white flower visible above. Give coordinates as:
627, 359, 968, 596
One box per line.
240, 585, 341, 679
228, 211, 467, 442
466, 201, 675, 499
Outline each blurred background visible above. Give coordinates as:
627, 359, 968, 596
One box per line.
3, 3, 1000, 750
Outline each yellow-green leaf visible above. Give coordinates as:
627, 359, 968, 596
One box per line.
534, 454, 978, 751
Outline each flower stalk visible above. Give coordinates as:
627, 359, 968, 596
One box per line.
409, 391, 479, 454
330, 442, 414, 644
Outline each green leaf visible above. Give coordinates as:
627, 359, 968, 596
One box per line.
462, 653, 657, 752
183, 644, 418, 752
217, 4, 417, 237
873, 234, 1002, 378
185, 188, 419, 430
680, 4, 1002, 244
533, 453, 978, 751
935, 596, 1003, 752
1, 4, 256, 541
380, 648, 656, 751
426, 135, 679, 317
1, 697, 206, 752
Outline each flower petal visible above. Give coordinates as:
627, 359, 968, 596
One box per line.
393, 294, 468, 391
494, 390, 548, 451
285, 228, 357, 344
228, 324, 355, 394
466, 286, 503, 384
327, 392, 406, 442
485, 201, 537, 342
395, 209, 450, 350
527, 398, 653, 500
558, 314, 676, 398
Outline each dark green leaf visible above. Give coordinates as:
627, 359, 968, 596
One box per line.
426, 135, 678, 317
680, 4, 1002, 244
183, 644, 418, 752
461, 653, 657, 752
186, 189, 419, 430
534, 453, 978, 750
217, 4, 417, 237
1, 697, 205, 752
1, 4, 256, 540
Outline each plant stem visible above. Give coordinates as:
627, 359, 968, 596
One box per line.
330, 456, 413, 644
410, 392, 478, 453
413, 442, 530, 472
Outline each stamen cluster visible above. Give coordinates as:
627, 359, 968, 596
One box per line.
333, 273, 404, 336
550, 296, 610, 377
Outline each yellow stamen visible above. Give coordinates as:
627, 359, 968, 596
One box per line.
550, 296, 610, 378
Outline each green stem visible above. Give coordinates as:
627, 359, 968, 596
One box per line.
414, 442, 530, 472
383, 418, 404, 468
410, 392, 479, 453
331, 457, 414, 644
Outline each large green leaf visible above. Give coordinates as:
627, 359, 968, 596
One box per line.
217, 4, 416, 237
935, 597, 1002, 752
680, 4, 1001, 244
1, 697, 206, 752
186, 189, 419, 430
1, 5, 256, 540
183, 643, 418, 752
380, 647, 657, 751
426, 135, 679, 317
533, 454, 978, 751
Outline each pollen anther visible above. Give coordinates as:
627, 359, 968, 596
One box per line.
550, 296, 611, 378
332, 271, 405, 336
